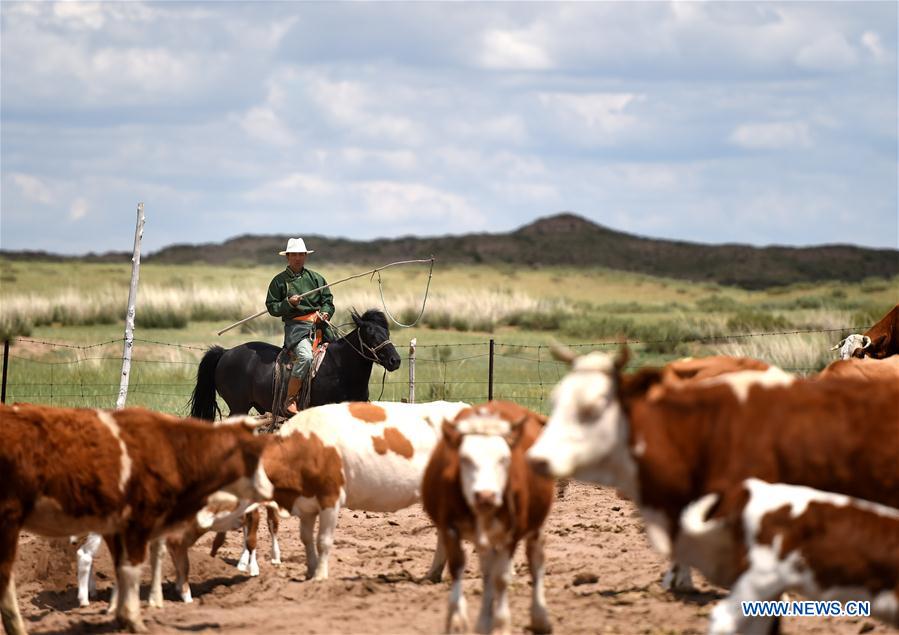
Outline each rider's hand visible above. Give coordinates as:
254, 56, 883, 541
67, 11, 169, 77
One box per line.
288, 295, 301, 307
319, 312, 330, 321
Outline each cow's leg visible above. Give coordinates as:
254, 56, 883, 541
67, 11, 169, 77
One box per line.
313, 505, 338, 581
167, 525, 201, 604
662, 562, 696, 593
709, 567, 780, 635
104, 536, 120, 616
267, 507, 281, 565
424, 531, 447, 583
526, 530, 552, 634
237, 510, 260, 577
0, 514, 26, 635
488, 548, 513, 635
475, 546, 497, 634
147, 537, 167, 608
210, 531, 227, 557
77, 533, 103, 607
443, 528, 469, 634
299, 511, 319, 579
114, 531, 151, 634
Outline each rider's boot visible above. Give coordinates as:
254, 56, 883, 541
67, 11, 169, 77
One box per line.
285, 377, 302, 415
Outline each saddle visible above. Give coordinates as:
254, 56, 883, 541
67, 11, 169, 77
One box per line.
271, 327, 328, 421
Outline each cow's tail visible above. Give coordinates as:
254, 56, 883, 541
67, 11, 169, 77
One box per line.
189, 346, 225, 420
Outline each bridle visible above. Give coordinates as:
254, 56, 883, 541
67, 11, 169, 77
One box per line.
324, 316, 394, 367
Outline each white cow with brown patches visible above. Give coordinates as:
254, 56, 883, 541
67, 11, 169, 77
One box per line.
220, 400, 469, 583
0, 404, 272, 635
681, 479, 899, 634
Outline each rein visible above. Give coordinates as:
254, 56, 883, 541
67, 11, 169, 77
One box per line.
323, 317, 392, 367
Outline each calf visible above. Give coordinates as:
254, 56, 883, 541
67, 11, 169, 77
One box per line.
0, 404, 272, 635
422, 401, 554, 635
832, 304, 899, 359
680, 479, 899, 634
217, 400, 470, 582
527, 348, 899, 596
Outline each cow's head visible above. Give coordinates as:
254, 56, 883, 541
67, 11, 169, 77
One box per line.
444, 408, 527, 532
527, 346, 637, 495
831, 334, 871, 360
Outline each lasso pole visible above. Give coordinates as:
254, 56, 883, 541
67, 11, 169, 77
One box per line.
216, 256, 436, 336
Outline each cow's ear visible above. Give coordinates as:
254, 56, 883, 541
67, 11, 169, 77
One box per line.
505, 415, 528, 447
550, 342, 578, 365
442, 419, 462, 448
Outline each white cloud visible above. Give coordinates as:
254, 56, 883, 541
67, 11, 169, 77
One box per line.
341, 148, 418, 172
52, 2, 107, 30
244, 173, 335, 202
479, 28, 553, 70
69, 198, 89, 221
729, 121, 812, 150
239, 106, 295, 147
539, 92, 644, 143
795, 32, 858, 71
11, 173, 55, 204
861, 31, 886, 62
355, 181, 485, 228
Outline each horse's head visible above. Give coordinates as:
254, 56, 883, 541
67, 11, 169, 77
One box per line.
352, 309, 402, 371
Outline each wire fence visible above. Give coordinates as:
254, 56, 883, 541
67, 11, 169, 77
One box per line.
0, 323, 865, 415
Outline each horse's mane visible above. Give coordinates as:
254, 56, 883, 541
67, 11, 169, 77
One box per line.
351, 308, 389, 331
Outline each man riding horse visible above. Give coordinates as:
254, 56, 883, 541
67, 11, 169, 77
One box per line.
266, 237, 334, 414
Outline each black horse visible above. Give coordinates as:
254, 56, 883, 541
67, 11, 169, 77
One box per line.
189, 309, 402, 420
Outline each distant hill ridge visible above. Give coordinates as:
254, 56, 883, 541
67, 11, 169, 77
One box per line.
3, 213, 897, 290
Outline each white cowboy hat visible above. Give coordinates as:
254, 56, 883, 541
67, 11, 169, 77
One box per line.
279, 237, 314, 255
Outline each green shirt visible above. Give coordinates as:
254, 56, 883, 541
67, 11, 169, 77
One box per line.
266, 267, 335, 322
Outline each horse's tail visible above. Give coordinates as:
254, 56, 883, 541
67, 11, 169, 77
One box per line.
189, 345, 225, 420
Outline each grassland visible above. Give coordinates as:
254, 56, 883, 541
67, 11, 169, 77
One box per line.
1, 258, 895, 415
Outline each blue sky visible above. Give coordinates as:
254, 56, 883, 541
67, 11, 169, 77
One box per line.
1, 1, 896, 255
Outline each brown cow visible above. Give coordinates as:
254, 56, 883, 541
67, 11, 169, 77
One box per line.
528, 350, 899, 602
817, 354, 899, 382
833, 304, 899, 359
0, 404, 272, 634
422, 401, 554, 635
681, 478, 899, 633
661, 355, 769, 384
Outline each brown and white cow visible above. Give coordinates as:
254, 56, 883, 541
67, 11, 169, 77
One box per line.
527, 348, 899, 598
0, 404, 272, 635
651, 355, 771, 592
422, 401, 554, 635
212, 400, 470, 583
832, 304, 899, 360
680, 478, 899, 633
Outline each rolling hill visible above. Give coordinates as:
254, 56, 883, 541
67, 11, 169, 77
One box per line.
3, 213, 897, 289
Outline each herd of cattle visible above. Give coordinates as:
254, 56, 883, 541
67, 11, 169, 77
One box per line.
1, 304, 897, 635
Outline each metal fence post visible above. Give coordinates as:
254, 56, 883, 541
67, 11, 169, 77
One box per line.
1, 339, 9, 404
488, 338, 494, 401
408, 338, 416, 404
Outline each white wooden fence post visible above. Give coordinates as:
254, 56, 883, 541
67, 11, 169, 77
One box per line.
116, 203, 145, 410
408, 338, 416, 404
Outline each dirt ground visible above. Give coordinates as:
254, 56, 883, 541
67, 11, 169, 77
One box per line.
13, 482, 892, 635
